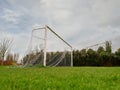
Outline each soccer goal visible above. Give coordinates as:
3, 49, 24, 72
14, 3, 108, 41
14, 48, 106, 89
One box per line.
23, 25, 73, 67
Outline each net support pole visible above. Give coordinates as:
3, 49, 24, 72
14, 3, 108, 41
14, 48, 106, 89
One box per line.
43, 25, 48, 66
71, 47, 73, 67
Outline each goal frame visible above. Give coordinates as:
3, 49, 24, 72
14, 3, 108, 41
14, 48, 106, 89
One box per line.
32, 25, 73, 67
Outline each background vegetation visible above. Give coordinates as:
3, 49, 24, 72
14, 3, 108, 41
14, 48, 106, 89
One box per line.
73, 41, 120, 66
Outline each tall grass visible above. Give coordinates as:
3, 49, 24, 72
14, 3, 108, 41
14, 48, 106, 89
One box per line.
0, 66, 120, 90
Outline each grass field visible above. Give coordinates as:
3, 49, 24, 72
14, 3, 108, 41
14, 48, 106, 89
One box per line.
0, 66, 120, 90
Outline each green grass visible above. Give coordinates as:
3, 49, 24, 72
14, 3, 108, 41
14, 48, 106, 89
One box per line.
0, 66, 120, 90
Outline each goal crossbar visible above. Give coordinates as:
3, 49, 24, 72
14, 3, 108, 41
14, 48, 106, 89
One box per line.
46, 26, 72, 48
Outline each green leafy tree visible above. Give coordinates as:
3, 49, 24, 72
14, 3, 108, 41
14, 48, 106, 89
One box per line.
97, 46, 105, 54
114, 48, 120, 65
73, 50, 80, 66
79, 49, 87, 66
86, 48, 97, 66
105, 41, 112, 53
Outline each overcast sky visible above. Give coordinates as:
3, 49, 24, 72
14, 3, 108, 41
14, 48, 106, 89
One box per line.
0, 0, 120, 57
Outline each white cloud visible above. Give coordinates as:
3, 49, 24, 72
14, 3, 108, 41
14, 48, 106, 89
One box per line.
1, 8, 23, 24
32, 23, 45, 29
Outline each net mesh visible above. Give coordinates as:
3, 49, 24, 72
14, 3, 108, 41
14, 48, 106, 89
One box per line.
23, 26, 72, 66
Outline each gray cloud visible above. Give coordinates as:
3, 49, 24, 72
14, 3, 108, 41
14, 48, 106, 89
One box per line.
0, 0, 120, 57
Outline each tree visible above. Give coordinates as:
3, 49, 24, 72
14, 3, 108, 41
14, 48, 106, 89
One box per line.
105, 41, 112, 53
79, 49, 87, 66
115, 48, 120, 57
86, 48, 97, 66
73, 50, 80, 66
104, 41, 112, 66
6, 54, 13, 61
6, 53, 19, 63
99, 51, 112, 66
97, 46, 105, 66
97, 46, 105, 54
114, 48, 120, 66
0, 38, 12, 65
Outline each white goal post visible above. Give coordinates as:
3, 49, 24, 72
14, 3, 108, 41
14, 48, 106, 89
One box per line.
31, 25, 73, 67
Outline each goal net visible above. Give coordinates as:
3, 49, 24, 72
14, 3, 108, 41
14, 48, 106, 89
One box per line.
23, 25, 73, 67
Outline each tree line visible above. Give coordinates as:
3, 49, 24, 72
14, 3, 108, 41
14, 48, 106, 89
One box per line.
73, 41, 120, 66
